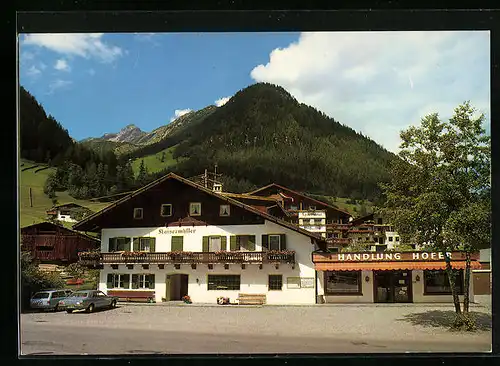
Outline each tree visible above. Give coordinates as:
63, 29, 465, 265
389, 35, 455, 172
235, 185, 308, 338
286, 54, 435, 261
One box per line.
137, 159, 148, 187
66, 262, 85, 279
379, 101, 490, 329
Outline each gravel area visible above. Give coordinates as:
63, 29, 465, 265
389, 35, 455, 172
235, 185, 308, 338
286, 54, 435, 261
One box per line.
21, 303, 492, 343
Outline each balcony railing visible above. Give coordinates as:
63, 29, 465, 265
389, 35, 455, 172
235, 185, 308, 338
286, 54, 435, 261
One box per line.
326, 223, 351, 230
78, 251, 296, 266
326, 238, 350, 245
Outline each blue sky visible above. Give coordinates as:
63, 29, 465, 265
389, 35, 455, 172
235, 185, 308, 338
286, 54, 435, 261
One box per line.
19, 31, 490, 153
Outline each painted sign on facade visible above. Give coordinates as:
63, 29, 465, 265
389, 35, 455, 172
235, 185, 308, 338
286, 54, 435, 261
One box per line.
313, 251, 479, 263
158, 228, 197, 235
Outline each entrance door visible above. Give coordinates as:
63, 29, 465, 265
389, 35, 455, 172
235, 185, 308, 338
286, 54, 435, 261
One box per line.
374, 270, 412, 303
166, 274, 189, 301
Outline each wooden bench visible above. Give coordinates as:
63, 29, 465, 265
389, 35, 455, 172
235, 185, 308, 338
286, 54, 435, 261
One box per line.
107, 290, 156, 303
236, 293, 266, 305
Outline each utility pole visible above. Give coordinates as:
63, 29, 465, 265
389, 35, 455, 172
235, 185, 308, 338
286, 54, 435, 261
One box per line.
29, 187, 33, 207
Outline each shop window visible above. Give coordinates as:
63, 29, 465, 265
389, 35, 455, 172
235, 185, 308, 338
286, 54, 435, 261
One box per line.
325, 271, 362, 295
424, 270, 464, 295
268, 275, 283, 290
207, 275, 240, 290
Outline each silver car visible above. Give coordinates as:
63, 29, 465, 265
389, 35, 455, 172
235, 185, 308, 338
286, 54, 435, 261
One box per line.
30, 289, 73, 311
59, 290, 118, 313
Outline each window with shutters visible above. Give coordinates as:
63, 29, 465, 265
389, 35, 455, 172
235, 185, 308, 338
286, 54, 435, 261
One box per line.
132, 274, 155, 289
133, 208, 143, 219
262, 234, 286, 251
160, 204, 172, 217
171, 236, 184, 251
268, 275, 283, 290
109, 237, 131, 252
230, 235, 256, 251
133, 237, 155, 252
207, 275, 240, 290
108, 274, 130, 289
209, 236, 222, 251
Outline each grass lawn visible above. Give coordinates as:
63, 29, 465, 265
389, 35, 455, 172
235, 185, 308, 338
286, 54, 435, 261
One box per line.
19, 159, 110, 228
131, 145, 185, 176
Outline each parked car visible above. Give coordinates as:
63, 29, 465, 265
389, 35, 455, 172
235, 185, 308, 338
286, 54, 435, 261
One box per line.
30, 289, 73, 311
59, 290, 118, 313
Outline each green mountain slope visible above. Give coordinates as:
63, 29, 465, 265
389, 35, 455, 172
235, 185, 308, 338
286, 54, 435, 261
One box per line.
167, 83, 397, 200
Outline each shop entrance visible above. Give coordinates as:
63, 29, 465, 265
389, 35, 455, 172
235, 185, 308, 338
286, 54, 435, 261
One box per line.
373, 270, 412, 303
165, 274, 189, 301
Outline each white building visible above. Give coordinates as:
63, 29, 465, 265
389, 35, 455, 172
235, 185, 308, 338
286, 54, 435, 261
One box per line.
74, 173, 323, 305
298, 210, 327, 238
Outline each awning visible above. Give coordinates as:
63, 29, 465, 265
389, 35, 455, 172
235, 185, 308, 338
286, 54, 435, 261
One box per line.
315, 261, 482, 271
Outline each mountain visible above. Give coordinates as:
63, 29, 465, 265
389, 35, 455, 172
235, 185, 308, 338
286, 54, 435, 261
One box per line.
165, 82, 397, 200
81, 82, 397, 200
20, 86, 74, 164
82, 106, 217, 157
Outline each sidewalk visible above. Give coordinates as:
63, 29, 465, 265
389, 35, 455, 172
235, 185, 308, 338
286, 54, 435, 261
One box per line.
119, 300, 491, 309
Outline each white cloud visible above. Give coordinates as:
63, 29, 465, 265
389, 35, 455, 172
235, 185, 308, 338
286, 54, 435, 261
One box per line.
26, 65, 41, 77
54, 59, 70, 71
215, 96, 230, 107
47, 79, 72, 94
23, 33, 123, 63
251, 31, 490, 153
170, 109, 192, 122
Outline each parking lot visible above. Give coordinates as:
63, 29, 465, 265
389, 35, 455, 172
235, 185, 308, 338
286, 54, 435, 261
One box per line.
20, 303, 492, 355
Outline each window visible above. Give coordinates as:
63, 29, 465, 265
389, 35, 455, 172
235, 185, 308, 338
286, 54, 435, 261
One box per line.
376, 245, 387, 252
133, 208, 143, 219
325, 271, 362, 295
108, 274, 130, 289
269, 235, 281, 251
388, 237, 393, 242
424, 270, 464, 295
209, 237, 221, 251
132, 274, 155, 289
269, 275, 283, 290
133, 237, 156, 252
314, 219, 323, 225
377, 218, 383, 224
219, 204, 230, 217
109, 237, 131, 252
378, 238, 384, 244
171, 236, 184, 251
290, 205, 298, 210
189, 202, 201, 216
395, 237, 400, 242
160, 204, 172, 217
230, 235, 256, 251
207, 275, 240, 290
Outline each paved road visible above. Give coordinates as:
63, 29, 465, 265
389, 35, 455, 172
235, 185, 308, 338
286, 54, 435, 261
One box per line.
20, 305, 492, 355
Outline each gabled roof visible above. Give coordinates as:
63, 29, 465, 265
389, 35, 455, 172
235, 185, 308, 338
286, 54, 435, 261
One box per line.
50, 203, 87, 210
73, 173, 326, 245
21, 221, 100, 243
219, 192, 278, 202
247, 183, 352, 217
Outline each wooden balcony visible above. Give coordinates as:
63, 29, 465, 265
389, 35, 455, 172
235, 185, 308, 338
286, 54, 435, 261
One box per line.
326, 238, 350, 245
79, 251, 296, 266
326, 223, 351, 231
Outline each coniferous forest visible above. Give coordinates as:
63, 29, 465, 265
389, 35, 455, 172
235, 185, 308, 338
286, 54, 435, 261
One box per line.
20, 83, 398, 202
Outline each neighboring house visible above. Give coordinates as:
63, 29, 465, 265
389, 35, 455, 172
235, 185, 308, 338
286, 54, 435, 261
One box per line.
473, 248, 491, 295
74, 173, 326, 305
245, 183, 352, 249
21, 221, 100, 264
46, 203, 93, 223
